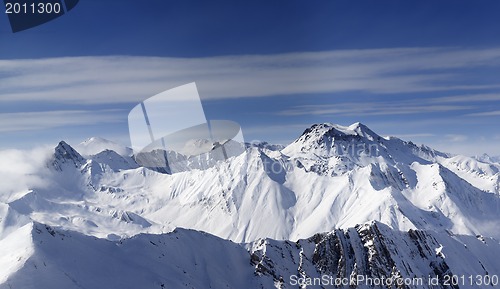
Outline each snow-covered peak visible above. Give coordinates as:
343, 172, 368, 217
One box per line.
5, 122, 500, 244
474, 153, 500, 164
302, 122, 370, 138
283, 122, 381, 154
282, 122, 448, 166
180, 138, 216, 156
90, 150, 138, 171
76, 137, 132, 157
51, 141, 86, 170
347, 121, 379, 139
282, 122, 393, 171
246, 141, 285, 151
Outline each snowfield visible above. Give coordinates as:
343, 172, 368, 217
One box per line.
0, 122, 499, 288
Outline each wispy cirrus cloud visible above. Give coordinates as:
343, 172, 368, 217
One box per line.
466, 110, 500, 117
2, 47, 500, 154
429, 93, 500, 103
0, 110, 125, 132
277, 102, 474, 116
2, 47, 500, 105
445, 134, 468, 142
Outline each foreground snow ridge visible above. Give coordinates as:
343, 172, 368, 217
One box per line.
1, 222, 498, 289
0, 122, 499, 288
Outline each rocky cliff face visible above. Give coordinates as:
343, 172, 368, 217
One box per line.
250, 222, 497, 289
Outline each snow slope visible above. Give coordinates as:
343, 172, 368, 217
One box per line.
1, 123, 499, 243
75, 137, 133, 158
474, 153, 500, 165
0, 222, 267, 289
1, 221, 498, 289
0, 122, 499, 288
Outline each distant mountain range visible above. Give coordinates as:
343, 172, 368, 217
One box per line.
0, 122, 499, 288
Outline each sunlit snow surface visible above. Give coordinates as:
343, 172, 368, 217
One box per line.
0, 123, 499, 288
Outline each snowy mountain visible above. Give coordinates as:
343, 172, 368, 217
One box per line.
75, 137, 133, 158
0, 122, 499, 288
474, 153, 500, 165
1, 221, 498, 289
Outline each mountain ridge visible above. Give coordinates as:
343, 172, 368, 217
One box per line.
1, 121, 499, 288
1, 221, 498, 289
19, 122, 496, 243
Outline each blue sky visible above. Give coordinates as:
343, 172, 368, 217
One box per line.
1, 0, 500, 156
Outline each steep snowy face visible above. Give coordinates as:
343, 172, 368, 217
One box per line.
1, 122, 500, 288
282, 123, 448, 176
283, 123, 380, 158
51, 141, 86, 171
474, 153, 500, 165
89, 150, 138, 172
1, 123, 499, 244
439, 155, 500, 194
2, 221, 499, 289
0, 223, 268, 289
76, 137, 133, 157
250, 221, 500, 289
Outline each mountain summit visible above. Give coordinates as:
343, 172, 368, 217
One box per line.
51, 141, 86, 171
282, 122, 449, 177
12, 122, 497, 243
1, 122, 499, 288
